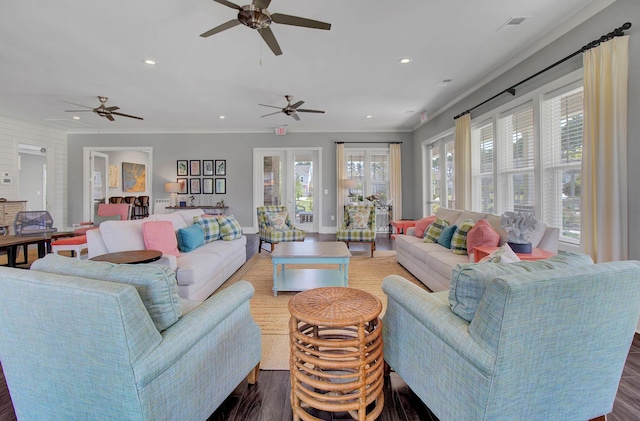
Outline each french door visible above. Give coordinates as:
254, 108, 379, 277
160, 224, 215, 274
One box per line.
253, 148, 321, 232
424, 134, 455, 215
85, 151, 109, 222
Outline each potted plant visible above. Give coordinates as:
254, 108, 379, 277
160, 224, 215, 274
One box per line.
500, 211, 538, 253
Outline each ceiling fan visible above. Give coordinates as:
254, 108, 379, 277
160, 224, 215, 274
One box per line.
259, 95, 325, 121
200, 0, 331, 56
65, 96, 143, 121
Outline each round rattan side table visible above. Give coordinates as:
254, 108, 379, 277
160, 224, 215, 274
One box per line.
288, 287, 384, 421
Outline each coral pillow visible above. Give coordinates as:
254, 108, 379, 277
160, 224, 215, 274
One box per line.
414, 215, 436, 238
466, 219, 501, 256
143, 221, 180, 257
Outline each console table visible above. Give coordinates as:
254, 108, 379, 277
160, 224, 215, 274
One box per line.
165, 206, 228, 215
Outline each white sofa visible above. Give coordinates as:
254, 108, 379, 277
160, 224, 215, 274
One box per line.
87, 208, 246, 301
395, 208, 560, 292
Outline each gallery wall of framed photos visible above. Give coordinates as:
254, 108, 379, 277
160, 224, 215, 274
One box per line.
176, 159, 227, 197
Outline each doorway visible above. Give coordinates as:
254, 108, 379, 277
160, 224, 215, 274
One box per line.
253, 148, 321, 232
423, 134, 454, 215
18, 144, 47, 211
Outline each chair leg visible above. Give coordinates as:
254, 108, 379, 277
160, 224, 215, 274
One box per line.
246, 362, 260, 385
258, 238, 262, 253
370, 242, 375, 258
270, 243, 275, 252
589, 416, 606, 421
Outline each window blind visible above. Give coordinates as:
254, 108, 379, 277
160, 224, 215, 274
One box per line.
471, 122, 495, 212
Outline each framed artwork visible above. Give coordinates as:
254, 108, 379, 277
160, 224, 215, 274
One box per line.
215, 178, 226, 194
177, 160, 188, 176
203, 178, 214, 194
215, 159, 226, 176
108, 165, 119, 187
203, 160, 214, 176
122, 162, 146, 192
177, 178, 188, 194
190, 178, 201, 194
190, 160, 201, 176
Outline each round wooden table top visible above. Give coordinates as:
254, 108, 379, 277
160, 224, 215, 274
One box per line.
90, 250, 162, 264
289, 287, 382, 327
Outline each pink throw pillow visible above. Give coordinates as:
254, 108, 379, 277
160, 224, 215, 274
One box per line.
414, 215, 436, 238
142, 221, 180, 257
466, 219, 500, 255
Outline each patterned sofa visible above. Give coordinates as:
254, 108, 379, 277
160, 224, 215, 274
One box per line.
395, 208, 559, 291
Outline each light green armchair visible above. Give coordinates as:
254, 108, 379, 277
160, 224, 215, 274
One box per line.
257, 205, 305, 252
337, 205, 377, 257
382, 255, 640, 421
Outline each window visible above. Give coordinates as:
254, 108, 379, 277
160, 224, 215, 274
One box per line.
469, 71, 583, 244
345, 149, 389, 203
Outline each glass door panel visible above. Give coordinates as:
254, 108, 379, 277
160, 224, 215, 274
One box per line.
429, 148, 441, 214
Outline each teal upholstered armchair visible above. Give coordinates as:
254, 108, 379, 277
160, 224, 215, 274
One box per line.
382, 255, 640, 421
337, 205, 377, 257
257, 205, 305, 252
0, 256, 262, 420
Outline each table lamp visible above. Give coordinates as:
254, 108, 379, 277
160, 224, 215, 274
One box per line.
344, 179, 358, 204
165, 182, 181, 207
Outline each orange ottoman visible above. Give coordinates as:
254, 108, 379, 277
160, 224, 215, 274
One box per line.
51, 235, 88, 259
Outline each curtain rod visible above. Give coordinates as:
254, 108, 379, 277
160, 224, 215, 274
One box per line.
335, 141, 402, 144
453, 22, 632, 120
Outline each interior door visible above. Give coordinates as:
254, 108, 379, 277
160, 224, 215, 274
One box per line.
89, 151, 109, 222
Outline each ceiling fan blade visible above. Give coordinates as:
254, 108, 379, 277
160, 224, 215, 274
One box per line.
65, 109, 93, 112
111, 111, 144, 120
63, 101, 94, 109
297, 108, 325, 114
259, 27, 282, 56
105, 114, 115, 122
261, 111, 283, 118
290, 101, 304, 109
258, 104, 283, 109
214, 0, 242, 10
200, 19, 241, 37
271, 13, 331, 30
291, 113, 301, 121
105, 106, 120, 111
252, 0, 271, 9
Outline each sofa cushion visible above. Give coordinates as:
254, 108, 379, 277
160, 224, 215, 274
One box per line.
143, 221, 180, 257
425, 251, 470, 281
101, 219, 147, 252
485, 214, 508, 245
423, 217, 449, 243
453, 211, 487, 228
193, 215, 220, 242
448, 251, 595, 322
177, 224, 205, 252
414, 215, 436, 238
216, 215, 243, 241
153, 212, 188, 230
451, 219, 475, 255
31, 254, 182, 332
437, 224, 457, 249
529, 220, 547, 248
466, 219, 501, 256
176, 208, 204, 226
175, 251, 222, 286
435, 208, 462, 225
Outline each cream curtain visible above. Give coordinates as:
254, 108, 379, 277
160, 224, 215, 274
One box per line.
454, 113, 471, 210
336, 143, 346, 226
389, 143, 402, 220
581, 36, 629, 262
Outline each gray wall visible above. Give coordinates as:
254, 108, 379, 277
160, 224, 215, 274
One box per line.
412, 0, 640, 259
68, 132, 414, 230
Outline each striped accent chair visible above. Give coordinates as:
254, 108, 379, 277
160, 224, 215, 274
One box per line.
257, 205, 305, 253
337, 205, 377, 257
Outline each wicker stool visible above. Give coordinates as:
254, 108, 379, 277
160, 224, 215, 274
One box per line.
288, 287, 384, 421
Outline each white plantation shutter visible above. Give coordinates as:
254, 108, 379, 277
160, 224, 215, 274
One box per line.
471, 122, 495, 212
496, 104, 535, 215
541, 84, 583, 243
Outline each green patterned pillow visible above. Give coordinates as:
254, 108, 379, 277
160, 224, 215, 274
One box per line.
450, 219, 475, 255
423, 218, 449, 243
216, 214, 243, 241
193, 215, 220, 242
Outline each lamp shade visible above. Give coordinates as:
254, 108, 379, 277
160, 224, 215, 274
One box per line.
343, 179, 358, 189
165, 182, 181, 193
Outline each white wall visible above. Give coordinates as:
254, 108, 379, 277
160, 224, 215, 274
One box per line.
0, 115, 67, 229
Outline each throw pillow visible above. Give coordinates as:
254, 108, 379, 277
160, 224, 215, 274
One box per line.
266, 211, 288, 229
448, 251, 595, 322
478, 243, 521, 263
466, 219, 501, 256
347, 209, 370, 229
414, 215, 436, 238
142, 221, 180, 257
193, 214, 220, 242
216, 214, 243, 241
31, 254, 182, 332
93, 214, 121, 227
177, 224, 205, 252
437, 224, 457, 248
450, 219, 475, 255
423, 218, 449, 243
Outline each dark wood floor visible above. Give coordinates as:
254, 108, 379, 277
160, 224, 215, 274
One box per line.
1, 234, 639, 420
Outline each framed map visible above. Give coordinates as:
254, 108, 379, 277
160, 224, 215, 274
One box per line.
122, 162, 146, 192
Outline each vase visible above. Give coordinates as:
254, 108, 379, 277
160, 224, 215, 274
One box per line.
507, 242, 532, 254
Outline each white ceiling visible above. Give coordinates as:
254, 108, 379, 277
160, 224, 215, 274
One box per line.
0, 0, 609, 134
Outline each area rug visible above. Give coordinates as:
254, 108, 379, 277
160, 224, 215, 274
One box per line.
219, 249, 427, 369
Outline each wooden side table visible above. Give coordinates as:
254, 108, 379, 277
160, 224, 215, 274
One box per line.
90, 250, 162, 264
289, 287, 384, 421
390, 220, 416, 238
474, 245, 556, 262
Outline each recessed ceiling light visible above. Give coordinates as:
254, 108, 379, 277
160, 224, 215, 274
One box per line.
218, 115, 225, 119
366, 115, 373, 119
398, 58, 412, 64
72, 116, 80, 120
143, 59, 156, 65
